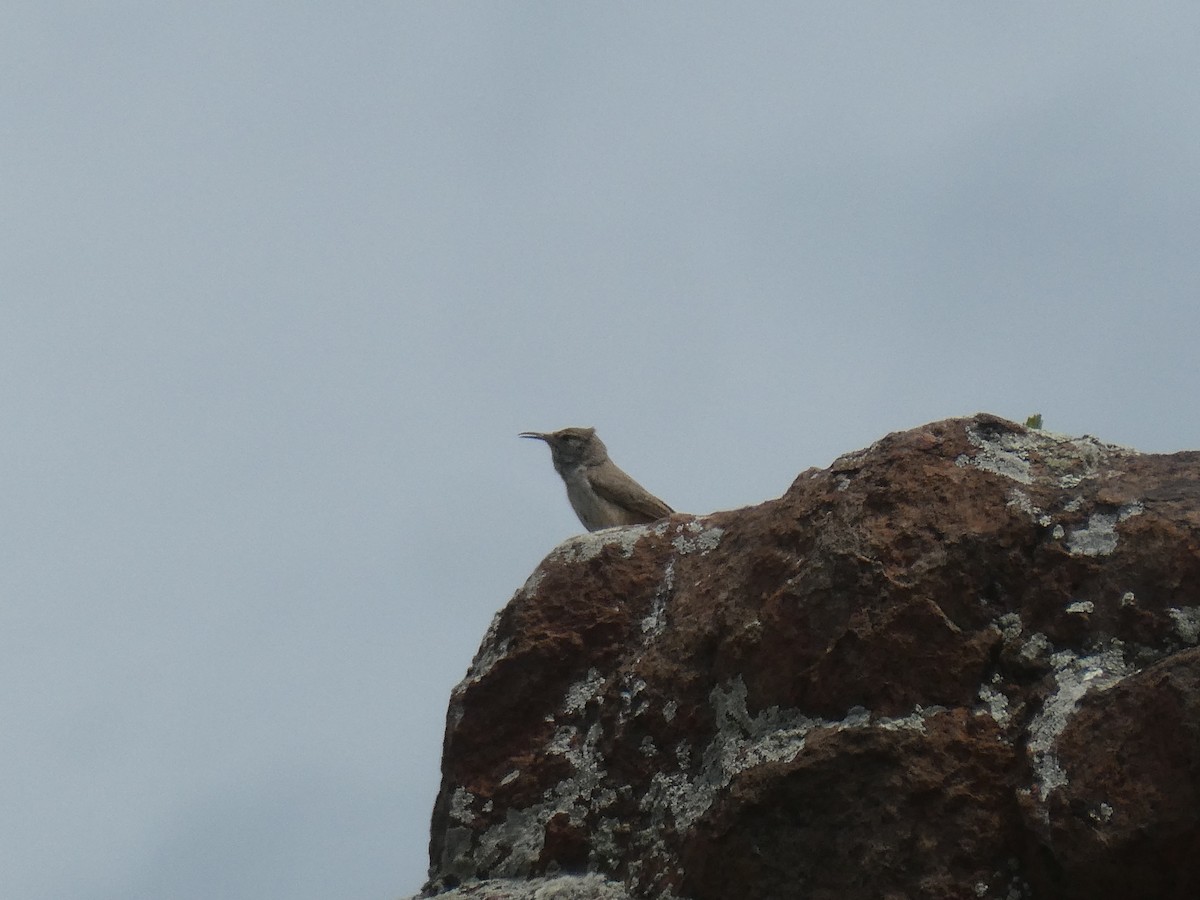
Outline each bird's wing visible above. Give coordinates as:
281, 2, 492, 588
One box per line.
588, 464, 674, 520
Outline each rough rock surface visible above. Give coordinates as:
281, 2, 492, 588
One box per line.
417, 415, 1200, 900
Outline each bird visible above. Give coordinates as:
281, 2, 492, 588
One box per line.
519, 427, 674, 531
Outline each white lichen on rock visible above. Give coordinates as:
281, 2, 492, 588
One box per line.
998, 612, 1023, 641
467, 716, 616, 879
1017, 633, 1052, 667
977, 683, 1011, 726
957, 421, 1135, 493
550, 523, 656, 563
1025, 643, 1130, 807
1168, 607, 1200, 644
562, 669, 606, 715
406, 873, 634, 899
1089, 801, 1114, 824
1065, 503, 1144, 557
641, 678, 937, 833
640, 561, 673, 637
956, 425, 1033, 484
437, 663, 615, 880
450, 786, 478, 823
670, 520, 725, 555
1006, 488, 1054, 526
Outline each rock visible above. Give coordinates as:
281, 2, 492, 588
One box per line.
414, 873, 633, 899
417, 414, 1200, 900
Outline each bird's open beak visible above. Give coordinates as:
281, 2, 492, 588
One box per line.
519, 432, 549, 441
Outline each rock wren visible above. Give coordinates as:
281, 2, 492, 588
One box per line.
520, 427, 674, 531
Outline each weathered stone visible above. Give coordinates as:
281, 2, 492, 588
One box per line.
417, 414, 1200, 900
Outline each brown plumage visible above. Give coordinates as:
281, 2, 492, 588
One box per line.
519, 427, 673, 531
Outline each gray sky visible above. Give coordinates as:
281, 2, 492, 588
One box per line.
4, 4, 1198, 898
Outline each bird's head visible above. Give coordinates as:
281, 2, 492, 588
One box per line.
519, 426, 607, 468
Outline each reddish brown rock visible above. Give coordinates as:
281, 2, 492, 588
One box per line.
420, 415, 1200, 900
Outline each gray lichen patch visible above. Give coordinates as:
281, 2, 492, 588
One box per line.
957, 422, 1136, 491
466, 717, 616, 879
977, 683, 1011, 726
1168, 607, 1200, 644
444, 664, 631, 881
562, 669, 606, 715
1065, 502, 1144, 557
998, 613, 1053, 670
450, 786, 479, 823
998, 612, 1023, 642
1006, 489, 1053, 526
1025, 643, 1130, 807
404, 874, 635, 900
642, 678, 938, 833
1017, 633, 1052, 668
615, 677, 650, 727
1089, 802, 1114, 824
640, 562, 674, 638
551, 524, 656, 563
670, 521, 725, 555
957, 426, 1033, 484
1036, 431, 1134, 486
435, 788, 486, 881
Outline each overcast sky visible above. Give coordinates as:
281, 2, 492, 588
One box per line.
4, 4, 1198, 898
